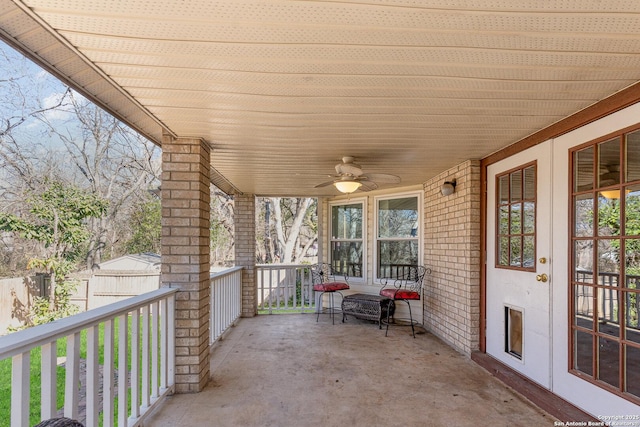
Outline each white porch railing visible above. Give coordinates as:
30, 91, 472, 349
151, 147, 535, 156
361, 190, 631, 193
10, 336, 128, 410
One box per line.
0, 287, 178, 427
210, 267, 243, 343
256, 264, 314, 313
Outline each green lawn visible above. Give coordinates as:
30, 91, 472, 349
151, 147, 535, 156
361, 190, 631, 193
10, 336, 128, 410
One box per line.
0, 318, 158, 427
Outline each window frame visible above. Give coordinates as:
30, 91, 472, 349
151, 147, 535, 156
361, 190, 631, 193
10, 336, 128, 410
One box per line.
329, 197, 367, 282
495, 161, 537, 272
373, 191, 422, 283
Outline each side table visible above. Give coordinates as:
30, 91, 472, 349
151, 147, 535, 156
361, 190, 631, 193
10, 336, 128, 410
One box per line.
341, 293, 395, 329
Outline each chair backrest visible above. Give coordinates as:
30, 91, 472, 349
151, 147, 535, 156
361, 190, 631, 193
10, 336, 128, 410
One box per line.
311, 262, 348, 285
397, 265, 429, 293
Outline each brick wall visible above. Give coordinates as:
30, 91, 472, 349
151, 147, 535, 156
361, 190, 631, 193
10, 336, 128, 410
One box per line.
423, 160, 481, 355
234, 194, 257, 317
161, 135, 211, 393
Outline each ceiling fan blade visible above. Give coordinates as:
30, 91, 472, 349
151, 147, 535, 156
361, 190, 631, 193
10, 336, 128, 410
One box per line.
335, 163, 363, 176
360, 173, 401, 184
314, 180, 338, 188
358, 180, 378, 191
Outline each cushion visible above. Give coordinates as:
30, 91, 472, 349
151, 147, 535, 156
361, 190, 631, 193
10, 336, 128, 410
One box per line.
380, 288, 420, 300
313, 282, 349, 292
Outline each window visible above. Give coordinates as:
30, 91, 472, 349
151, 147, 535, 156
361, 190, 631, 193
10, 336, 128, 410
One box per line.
330, 201, 364, 278
570, 129, 640, 401
376, 194, 420, 280
496, 163, 536, 270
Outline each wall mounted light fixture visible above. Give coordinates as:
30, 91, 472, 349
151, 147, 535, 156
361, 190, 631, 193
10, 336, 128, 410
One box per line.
440, 180, 456, 196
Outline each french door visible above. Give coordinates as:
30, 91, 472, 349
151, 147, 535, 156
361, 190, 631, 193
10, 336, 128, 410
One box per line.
486, 141, 553, 388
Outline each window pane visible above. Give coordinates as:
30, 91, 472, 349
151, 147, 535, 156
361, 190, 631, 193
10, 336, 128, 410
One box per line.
574, 240, 594, 281
498, 236, 509, 266
378, 197, 418, 238
510, 169, 522, 202
499, 205, 509, 235
498, 175, 509, 205
575, 284, 594, 325
598, 337, 620, 388
574, 194, 594, 237
331, 204, 362, 239
575, 146, 594, 192
523, 202, 535, 234
598, 193, 620, 236
523, 235, 534, 268
625, 345, 640, 397
624, 292, 640, 344
597, 288, 619, 336
378, 240, 419, 279
510, 203, 522, 234
523, 166, 535, 200
626, 129, 640, 182
330, 241, 362, 278
598, 137, 621, 188
574, 330, 593, 376
627, 247, 640, 290
598, 239, 620, 281
510, 237, 521, 267
625, 185, 640, 236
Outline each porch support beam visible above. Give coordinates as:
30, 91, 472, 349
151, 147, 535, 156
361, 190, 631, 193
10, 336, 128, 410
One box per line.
161, 134, 211, 393
233, 194, 257, 317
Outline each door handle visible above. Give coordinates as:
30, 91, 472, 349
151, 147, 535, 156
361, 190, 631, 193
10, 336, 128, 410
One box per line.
536, 273, 548, 283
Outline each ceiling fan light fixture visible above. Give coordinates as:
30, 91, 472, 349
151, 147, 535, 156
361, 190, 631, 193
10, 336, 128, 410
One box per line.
334, 180, 362, 194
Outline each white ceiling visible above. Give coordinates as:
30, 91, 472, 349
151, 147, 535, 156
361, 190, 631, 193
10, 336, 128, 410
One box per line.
2, 0, 640, 196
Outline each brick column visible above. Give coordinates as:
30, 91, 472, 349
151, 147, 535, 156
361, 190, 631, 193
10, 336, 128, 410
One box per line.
424, 160, 481, 355
233, 194, 257, 317
161, 135, 211, 393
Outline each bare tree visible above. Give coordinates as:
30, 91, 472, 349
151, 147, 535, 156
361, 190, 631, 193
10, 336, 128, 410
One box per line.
260, 197, 317, 264
38, 93, 161, 268
210, 188, 235, 266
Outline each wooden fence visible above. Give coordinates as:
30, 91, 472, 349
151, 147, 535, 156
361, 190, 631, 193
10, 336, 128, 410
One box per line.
1, 271, 160, 334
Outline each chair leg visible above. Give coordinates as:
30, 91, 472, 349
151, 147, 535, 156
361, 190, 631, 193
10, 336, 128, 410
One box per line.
330, 292, 335, 324
316, 291, 339, 324
316, 291, 324, 322
385, 300, 415, 337
385, 300, 392, 337
406, 300, 415, 338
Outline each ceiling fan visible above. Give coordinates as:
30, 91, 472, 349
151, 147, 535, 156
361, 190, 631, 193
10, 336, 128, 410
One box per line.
314, 156, 401, 193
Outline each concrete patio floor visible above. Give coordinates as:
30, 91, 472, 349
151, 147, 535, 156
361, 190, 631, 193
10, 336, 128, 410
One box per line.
145, 314, 557, 427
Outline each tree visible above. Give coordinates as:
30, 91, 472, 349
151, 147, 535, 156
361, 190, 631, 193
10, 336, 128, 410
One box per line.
0, 180, 108, 320
38, 93, 161, 268
210, 188, 235, 266
125, 195, 161, 255
257, 198, 317, 264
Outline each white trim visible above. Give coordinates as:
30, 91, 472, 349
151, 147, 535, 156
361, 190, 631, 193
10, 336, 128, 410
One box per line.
328, 196, 368, 283
373, 190, 423, 284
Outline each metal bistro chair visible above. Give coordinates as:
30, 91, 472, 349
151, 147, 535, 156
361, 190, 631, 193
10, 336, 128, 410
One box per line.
380, 265, 430, 338
311, 262, 350, 324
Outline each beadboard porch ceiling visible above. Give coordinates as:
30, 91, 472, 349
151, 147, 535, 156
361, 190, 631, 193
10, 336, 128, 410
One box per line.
2, 1, 640, 196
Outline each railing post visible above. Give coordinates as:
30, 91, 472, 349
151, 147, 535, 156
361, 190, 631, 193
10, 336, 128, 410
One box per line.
11, 352, 29, 427
64, 332, 81, 420
86, 325, 100, 426
103, 318, 115, 427
41, 341, 57, 420
118, 314, 129, 427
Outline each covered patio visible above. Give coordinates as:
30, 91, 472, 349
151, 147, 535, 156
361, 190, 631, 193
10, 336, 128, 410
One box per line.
145, 314, 555, 427
2, 1, 640, 425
